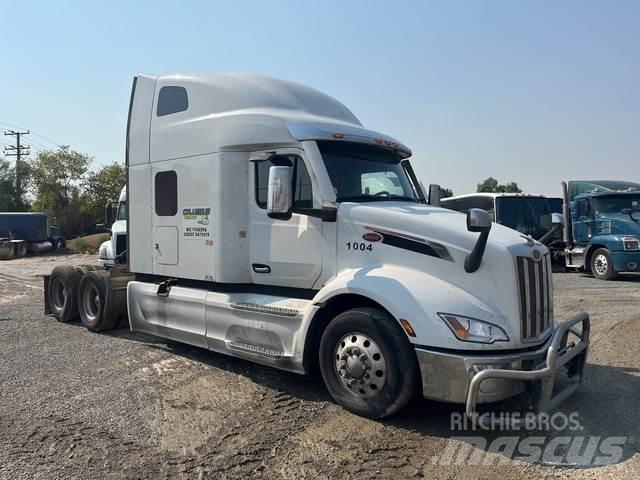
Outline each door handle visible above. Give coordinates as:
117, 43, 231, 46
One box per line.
252, 263, 271, 274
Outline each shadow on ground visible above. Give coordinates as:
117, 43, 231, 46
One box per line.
84, 321, 640, 469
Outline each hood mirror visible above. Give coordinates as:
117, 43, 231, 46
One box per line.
621, 207, 639, 222
464, 209, 492, 273
466, 208, 492, 233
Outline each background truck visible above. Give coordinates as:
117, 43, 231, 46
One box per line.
44, 74, 589, 420
97, 186, 127, 266
0, 212, 65, 259
441, 193, 563, 242
559, 180, 640, 280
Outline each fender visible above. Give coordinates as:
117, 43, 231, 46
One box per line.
311, 265, 519, 350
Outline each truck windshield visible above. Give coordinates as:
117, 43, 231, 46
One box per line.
116, 201, 127, 221
496, 197, 562, 240
317, 141, 419, 202
593, 195, 640, 214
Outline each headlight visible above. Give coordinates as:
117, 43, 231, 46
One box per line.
438, 313, 509, 344
622, 237, 640, 251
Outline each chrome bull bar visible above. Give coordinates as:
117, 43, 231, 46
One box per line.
466, 312, 590, 422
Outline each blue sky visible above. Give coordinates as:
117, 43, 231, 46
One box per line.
1, 0, 638, 196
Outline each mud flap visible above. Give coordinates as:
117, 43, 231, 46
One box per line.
43, 274, 52, 315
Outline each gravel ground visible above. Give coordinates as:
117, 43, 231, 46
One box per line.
0, 254, 638, 479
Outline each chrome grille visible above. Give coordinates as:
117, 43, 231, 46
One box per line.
115, 234, 127, 256
516, 253, 553, 340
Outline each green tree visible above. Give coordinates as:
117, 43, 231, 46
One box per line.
0, 157, 18, 211
29, 146, 92, 236
84, 162, 126, 223
0, 156, 30, 211
440, 187, 454, 199
477, 177, 521, 193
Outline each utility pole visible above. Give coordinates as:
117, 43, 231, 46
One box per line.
3, 130, 30, 209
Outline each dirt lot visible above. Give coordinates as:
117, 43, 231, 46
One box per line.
0, 254, 638, 479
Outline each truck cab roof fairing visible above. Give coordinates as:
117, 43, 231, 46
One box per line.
141, 74, 412, 161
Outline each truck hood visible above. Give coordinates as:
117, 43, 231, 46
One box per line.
338, 201, 536, 253
596, 214, 640, 236
336, 201, 548, 348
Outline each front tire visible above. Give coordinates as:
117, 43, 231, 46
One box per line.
319, 308, 419, 419
591, 248, 617, 280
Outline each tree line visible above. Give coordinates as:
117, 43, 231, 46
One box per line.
438, 177, 521, 199
0, 146, 125, 238
0, 147, 522, 237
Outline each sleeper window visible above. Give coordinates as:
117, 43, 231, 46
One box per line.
155, 170, 178, 216
157, 86, 188, 116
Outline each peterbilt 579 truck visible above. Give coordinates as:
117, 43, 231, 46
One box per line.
441, 193, 563, 242
44, 74, 589, 419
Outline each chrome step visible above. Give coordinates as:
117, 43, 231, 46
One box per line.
230, 302, 299, 317
227, 341, 284, 358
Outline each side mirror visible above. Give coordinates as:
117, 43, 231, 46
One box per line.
428, 184, 441, 207
267, 166, 293, 220
464, 209, 492, 273
96, 223, 111, 234
551, 212, 564, 225
466, 208, 492, 233
105, 203, 114, 224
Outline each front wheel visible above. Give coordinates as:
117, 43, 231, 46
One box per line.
319, 308, 419, 418
591, 248, 617, 280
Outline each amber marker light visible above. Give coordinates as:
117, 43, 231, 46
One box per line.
399, 319, 417, 337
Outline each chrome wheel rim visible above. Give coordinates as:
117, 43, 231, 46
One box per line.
82, 284, 100, 323
334, 333, 387, 398
51, 277, 66, 310
594, 254, 609, 276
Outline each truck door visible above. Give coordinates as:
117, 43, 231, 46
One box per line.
573, 198, 593, 244
151, 167, 180, 269
249, 149, 323, 288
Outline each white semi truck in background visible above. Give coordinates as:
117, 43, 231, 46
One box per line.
44, 74, 590, 419
98, 186, 127, 266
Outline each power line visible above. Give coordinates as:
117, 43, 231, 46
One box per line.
0, 121, 61, 148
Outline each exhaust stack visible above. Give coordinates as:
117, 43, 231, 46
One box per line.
561, 181, 574, 248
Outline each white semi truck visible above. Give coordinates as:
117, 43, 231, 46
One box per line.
98, 186, 127, 266
44, 74, 590, 419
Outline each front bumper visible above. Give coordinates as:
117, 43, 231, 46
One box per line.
610, 250, 640, 272
415, 312, 590, 416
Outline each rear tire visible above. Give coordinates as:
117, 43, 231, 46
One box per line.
591, 248, 617, 280
319, 308, 419, 419
77, 271, 116, 332
48, 266, 82, 322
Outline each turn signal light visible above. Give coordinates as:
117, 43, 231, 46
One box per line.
399, 319, 416, 337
